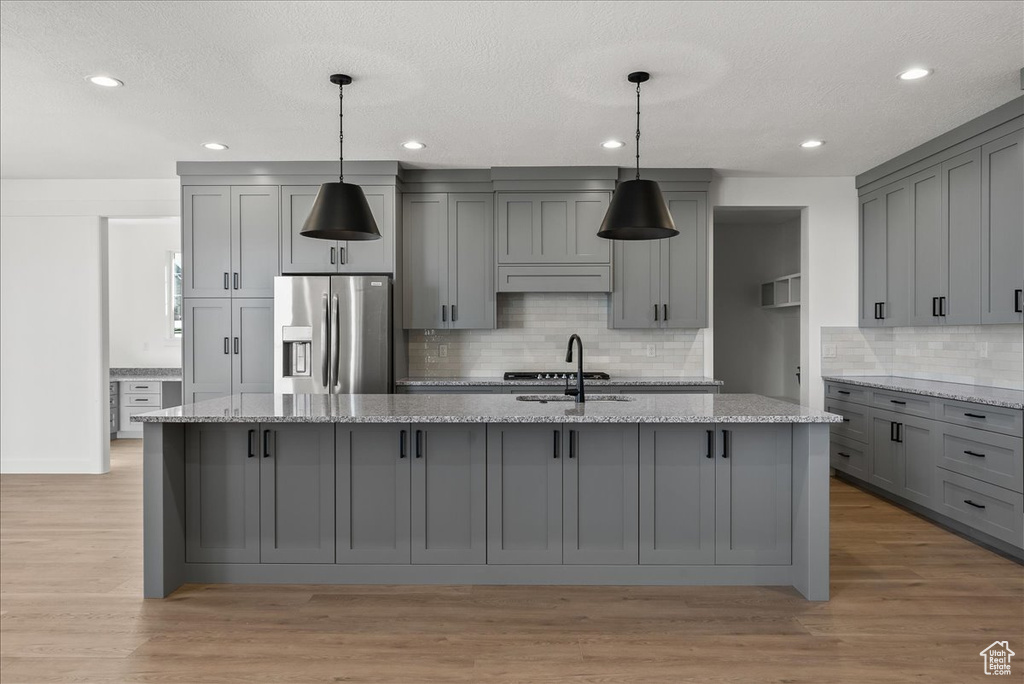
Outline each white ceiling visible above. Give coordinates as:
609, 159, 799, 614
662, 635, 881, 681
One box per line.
1, 0, 1021, 179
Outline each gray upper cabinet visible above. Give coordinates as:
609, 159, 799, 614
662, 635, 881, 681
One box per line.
183, 299, 232, 405
403, 193, 495, 330
259, 424, 335, 564
563, 424, 639, 565
183, 186, 231, 298
339, 186, 394, 274
185, 424, 260, 563
335, 425, 411, 564
639, 425, 715, 565
611, 191, 708, 329
907, 165, 943, 325
487, 424, 563, 564
231, 186, 280, 298
714, 425, 792, 565
859, 180, 909, 327
981, 129, 1024, 324
940, 149, 982, 325
231, 299, 274, 397
410, 424, 487, 564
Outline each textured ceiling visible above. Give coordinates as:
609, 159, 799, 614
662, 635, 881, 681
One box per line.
1, 0, 1021, 179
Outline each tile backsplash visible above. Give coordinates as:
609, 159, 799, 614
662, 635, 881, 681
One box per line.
408, 293, 705, 378
821, 324, 1023, 390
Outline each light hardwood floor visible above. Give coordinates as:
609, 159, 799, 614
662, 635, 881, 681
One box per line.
1, 439, 1021, 683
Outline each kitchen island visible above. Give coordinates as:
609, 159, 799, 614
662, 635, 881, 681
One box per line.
136, 393, 840, 600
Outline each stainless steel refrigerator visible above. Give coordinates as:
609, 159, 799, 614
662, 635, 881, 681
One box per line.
274, 276, 391, 394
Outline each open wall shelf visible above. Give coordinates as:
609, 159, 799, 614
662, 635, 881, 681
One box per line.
761, 273, 801, 309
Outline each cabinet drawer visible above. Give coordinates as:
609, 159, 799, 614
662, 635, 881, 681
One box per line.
871, 389, 932, 418
824, 399, 869, 444
125, 382, 161, 394
939, 424, 1023, 493
118, 407, 148, 432
938, 400, 1023, 437
830, 436, 869, 479
126, 395, 160, 406
825, 383, 869, 405
936, 469, 1024, 548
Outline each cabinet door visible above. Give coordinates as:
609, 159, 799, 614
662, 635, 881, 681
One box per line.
402, 194, 448, 329
981, 129, 1024, 324
339, 186, 394, 273
183, 186, 232, 297
448, 193, 496, 329
611, 240, 660, 329
183, 299, 231, 404
486, 424, 562, 564
185, 424, 260, 563
907, 166, 943, 326
661, 192, 708, 328
860, 181, 909, 327
281, 185, 337, 274
231, 299, 274, 397
900, 415, 938, 508
868, 413, 901, 492
639, 425, 715, 564
563, 424, 639, 565
497, 193, 611, 264
941, 149, 982, 325
335, 425, 410, 563
259, 424, 335, 563
231, 186, 280, 298
410, 424, 486, 564
715, 425, 791, 565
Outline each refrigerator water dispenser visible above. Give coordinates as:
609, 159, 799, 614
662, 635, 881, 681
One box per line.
281, 326, 312, 377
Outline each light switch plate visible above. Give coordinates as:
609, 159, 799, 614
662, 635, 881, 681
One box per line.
646, 344, 656, 358
822, 344, 837, 358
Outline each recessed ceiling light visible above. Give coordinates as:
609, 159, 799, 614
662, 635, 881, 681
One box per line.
898, 67, 931, 81
86, 75, 123, 88
601, 140, 625, 149
402, 141, 425, 150
202, 142, 228, 151
800, 139, 825, 149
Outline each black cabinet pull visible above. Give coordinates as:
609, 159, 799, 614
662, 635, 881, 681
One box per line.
705, 430, 714, 459
340, 247, 346, 265
963, 450, 985, 458
1015, 289, 1023, 313
890, 421, 897, 441
896, 423, 903, 443
842, 417, 851, 423
442, 305, 447, 322
837, 451, 851, 458
878, 302, 885, 319
223, 272, 229, 290
399, 429, 407, 458
721, 429, 730, 459
890, 399, 906, 405
262, 429, 272, 458
415, 429, 423, 458
663, 304, 668, 321
931, 297, 939, 317
233, 272, 239, 290
568, 430, 576, 459
837, 390, 850, 395
330, 247, 336, 264
247, 429, 256, 458
553, 430, 560, 459
233, 337, 240, 355
963, 499, 986, 510
653, 304, 659, 321
452, 304, 457, 322
964, 413, 986, 420
223, 337, 229, 354
938, 296, 946, 316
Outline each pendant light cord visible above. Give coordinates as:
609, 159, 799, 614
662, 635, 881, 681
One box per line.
338, 81, 344, 183
635, 81, 641, 181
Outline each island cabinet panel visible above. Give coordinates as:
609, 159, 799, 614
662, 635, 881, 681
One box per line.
185, 424, 260, 563
410, 424, 487, 564
335, 425, 411, 564
486, 424, 563, 564
714, 425, 792, 565
259, 424, 335, 564
639, 425, 716, 565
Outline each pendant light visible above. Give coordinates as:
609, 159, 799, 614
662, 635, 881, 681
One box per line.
597, 71, 678, 240
301, 74, 381, 241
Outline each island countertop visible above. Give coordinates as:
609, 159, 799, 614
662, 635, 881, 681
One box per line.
396, 376, 723, 387
134, 392, 840, 424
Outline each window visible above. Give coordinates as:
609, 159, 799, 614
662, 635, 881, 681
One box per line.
167, 251, 182, 338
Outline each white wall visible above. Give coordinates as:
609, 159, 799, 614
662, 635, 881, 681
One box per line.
713, 220, 801, 400
709, 177, 860, 409
0, 179, 179, 473
108, 217, 182, 368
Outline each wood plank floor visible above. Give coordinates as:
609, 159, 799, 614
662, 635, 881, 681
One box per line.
1, 439, 1021, 683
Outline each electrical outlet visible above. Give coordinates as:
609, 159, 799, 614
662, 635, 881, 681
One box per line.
646, 344, 656, 358
822, 343, 836, 359
438, 344, 448, 358
979, 342, 989, 359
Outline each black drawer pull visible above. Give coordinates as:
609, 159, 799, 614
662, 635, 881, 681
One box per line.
415, 429, 423, 459
399, 429, 407, 459
721, 429, 730, 459
262, 429, 272, 458
842, 418, 851, 423
837, 451, 851, 458
963, 450, 986, 458
963, 499, 986, 510
837, 390, 850, 395
964, 413, 986, 419
705, 430, 714, 459
553, 430, 560, 459
247, 429, 256, 458
568, 430, 576, 459
889, 399, 906, 405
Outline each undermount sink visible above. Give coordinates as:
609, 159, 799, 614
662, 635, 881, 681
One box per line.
515, 394, 636, 403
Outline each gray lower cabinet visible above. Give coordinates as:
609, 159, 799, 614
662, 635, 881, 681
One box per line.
868, 413, 901, 491
563, 424, 639, 565
335, 425, 410, 564
260, 424, 335, 563
980, 129, 1024, 324
185, 424, 260, 563
714, 425, 792, 565
410, 424, 486, 564
859, 179, 909, 327
183, 299, 232, 404
639, 424, 715, 564
486, 424, 563, 564
869, 409, 938, 507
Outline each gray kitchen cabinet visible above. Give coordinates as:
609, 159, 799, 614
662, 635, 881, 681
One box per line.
231, 299, 274, 397
639, 424, 715, 565
610, 191, 708, 329
714, 425, 792, 565
402, 193, 495, 330
497, 192, 610, 264
486, 424, 563, 564
900, 415, 938, 508
230, 186, 280, 298
183, 299, 232, 405
981, 129, 1024, 324
907, 165, 943, 325
859, 179, 909, 327
185, 423, 260, 563
410, 424, 487, 564
940, 148, 982, 325
259, 424, 335, 564
335, 425, 411, 563
563, 424, 639, 565
868, 413, 901, 491
183, 186, 231, 298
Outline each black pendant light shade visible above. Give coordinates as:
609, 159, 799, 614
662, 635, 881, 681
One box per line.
301, 73, 381, 241
597, 71, 677, 241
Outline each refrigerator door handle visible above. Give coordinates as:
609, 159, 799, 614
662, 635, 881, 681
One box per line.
330, 293, 340, 390
320, 293, 329, 389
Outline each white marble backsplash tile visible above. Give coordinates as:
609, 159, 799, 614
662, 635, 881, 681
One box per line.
821, 324, 1023, 390
408, 293, 705, 378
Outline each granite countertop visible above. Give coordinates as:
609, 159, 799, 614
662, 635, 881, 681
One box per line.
134, 392, 839, 425
110, 368, 182, 383
822, 375, 1024, 410
397, 376, 723, 387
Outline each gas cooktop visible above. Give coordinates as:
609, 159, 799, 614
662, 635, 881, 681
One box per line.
503, 371, 611, 381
